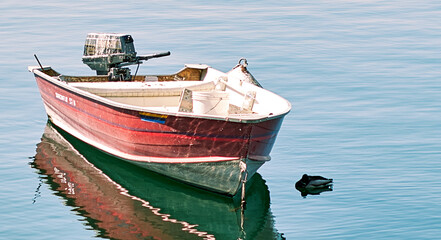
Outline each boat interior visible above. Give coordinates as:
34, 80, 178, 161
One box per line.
35, 65, 290, 118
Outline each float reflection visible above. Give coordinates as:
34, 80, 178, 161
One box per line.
32, 122, 283, 239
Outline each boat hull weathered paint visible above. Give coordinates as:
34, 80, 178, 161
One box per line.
32, 68, 287, 195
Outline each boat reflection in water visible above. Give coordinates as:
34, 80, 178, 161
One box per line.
32, 122, 283, 240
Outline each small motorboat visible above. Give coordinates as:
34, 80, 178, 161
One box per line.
29, 33, 291, 196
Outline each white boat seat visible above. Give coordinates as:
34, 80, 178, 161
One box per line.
70, 81, 215, 97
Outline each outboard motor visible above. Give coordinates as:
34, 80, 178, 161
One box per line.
82, 33, 170, 81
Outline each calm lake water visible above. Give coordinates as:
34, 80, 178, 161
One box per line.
1, 0, 441, 239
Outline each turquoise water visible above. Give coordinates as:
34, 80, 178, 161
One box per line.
1, 1, 441, 239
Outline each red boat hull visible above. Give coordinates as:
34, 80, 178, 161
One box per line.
33, 71, 286, 195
